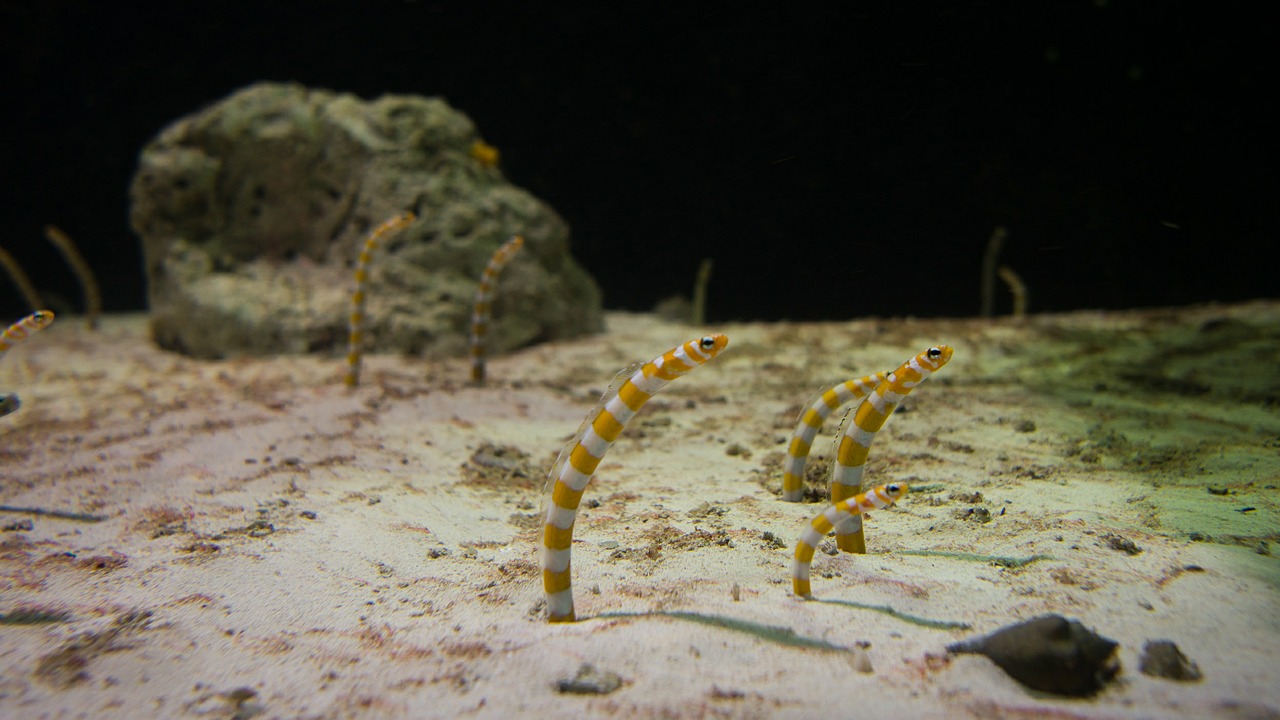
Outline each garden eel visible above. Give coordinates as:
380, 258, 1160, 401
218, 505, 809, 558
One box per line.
541, 334, 729, 622
1, 310, 56, 417
344, 212, 416, 388
469, 235, 524, 385
831, 345, 953, 552
793, 482, 908, 598
780, 372, 889, 501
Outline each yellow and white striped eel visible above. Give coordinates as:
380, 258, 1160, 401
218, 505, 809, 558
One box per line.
792, 482, 908, 598
541, 333, 730, 622
1, 310, 55, 361
1, 310, 56, 418
831, 345, 953, 553
469, 235, 524, 384
780, 372, 889, 502
344, 212, 416, 387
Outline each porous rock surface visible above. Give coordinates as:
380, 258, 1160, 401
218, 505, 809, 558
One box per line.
130, 81, 602, 359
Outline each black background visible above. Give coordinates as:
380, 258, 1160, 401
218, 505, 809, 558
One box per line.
1, 1, 1274, 323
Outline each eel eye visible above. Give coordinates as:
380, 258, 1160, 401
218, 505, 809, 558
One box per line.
927, 347, 942, 359
700, 336, 716, 349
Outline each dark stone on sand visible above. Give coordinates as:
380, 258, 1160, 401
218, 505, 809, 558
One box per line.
1139, 640, 1203, 681
947, 614, 1120, 696
555, 662, 624, 695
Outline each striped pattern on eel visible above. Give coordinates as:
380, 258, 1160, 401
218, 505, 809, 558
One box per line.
541, 333, 730, 622
780, 372, 888, 502
469, 235, 524, 384
793, 482, 908, 598
1, 310, 56, 418
831, 345, 953, 553
344, 212, 416, 388
1, 310, 56, 361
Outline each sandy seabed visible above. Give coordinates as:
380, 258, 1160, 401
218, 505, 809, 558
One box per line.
1, 302, 1278, 719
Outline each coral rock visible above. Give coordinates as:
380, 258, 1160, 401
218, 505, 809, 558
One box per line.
131, 81, 602, 358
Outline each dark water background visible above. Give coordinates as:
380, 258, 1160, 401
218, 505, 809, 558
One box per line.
1, 2, 1273, 321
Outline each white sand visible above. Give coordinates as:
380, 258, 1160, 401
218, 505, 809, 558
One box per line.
1, 303, 1277, 719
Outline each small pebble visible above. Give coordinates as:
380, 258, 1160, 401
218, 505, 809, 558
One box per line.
847, 649, 874, 674
1104, 534, 1142, 555
1139, 640, 1202, 682
761, 531, 786, 549
954, 507, 992, 523
687, 501, 727, 518
555, 663, 623, 695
